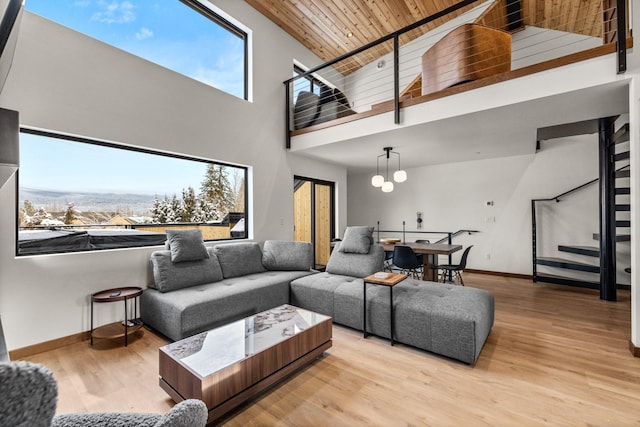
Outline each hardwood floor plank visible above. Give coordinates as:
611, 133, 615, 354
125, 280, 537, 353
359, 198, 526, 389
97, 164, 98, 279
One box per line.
19, 273, 640, 425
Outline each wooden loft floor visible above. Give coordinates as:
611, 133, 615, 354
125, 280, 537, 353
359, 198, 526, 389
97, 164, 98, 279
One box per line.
19, 273, 640, 425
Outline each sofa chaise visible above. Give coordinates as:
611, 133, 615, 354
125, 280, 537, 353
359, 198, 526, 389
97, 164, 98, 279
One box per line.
141, 227, 494, 364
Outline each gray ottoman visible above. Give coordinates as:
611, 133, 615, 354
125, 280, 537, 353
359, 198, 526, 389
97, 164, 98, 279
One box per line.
290, 273, 494, 364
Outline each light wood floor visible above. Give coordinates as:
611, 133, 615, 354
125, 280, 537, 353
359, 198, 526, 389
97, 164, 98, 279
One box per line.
22, 273, 640, 426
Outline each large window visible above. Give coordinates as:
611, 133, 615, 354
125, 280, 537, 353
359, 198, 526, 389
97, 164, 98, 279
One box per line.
25, 0, 249, 100
17, 130, 248, 256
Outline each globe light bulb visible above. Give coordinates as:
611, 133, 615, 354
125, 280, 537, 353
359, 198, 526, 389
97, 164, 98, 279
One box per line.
371, 174, 384, 187
394, 170, 407, 183
381, 181, 394, 192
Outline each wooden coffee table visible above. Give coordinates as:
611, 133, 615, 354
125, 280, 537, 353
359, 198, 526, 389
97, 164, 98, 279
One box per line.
158, 304, 332, 423
363, 272, 407, 345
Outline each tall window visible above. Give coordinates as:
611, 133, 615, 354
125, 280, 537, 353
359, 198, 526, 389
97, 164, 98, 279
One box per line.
25, 0, 249, 100
17, 130, 248, 256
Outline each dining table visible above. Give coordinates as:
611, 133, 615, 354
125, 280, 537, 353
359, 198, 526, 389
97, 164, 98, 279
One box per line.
380, 241, 462, 282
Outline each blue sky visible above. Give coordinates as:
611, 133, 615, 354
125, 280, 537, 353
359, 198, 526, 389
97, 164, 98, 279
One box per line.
25, 0, 245, 98
19, 133, 212, 195
20, 1, 245, 196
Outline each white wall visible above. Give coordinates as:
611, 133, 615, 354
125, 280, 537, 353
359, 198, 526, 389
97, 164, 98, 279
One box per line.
0, 1, 347, 350
347, 135, 603, 276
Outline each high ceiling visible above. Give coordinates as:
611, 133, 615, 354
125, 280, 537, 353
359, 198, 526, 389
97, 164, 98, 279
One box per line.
244, 0, 618, 174
246, 0, 605, 71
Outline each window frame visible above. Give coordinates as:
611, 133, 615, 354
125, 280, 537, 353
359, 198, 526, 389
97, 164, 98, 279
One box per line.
16, 127, 250, 256
24, 0, 251, 101
293, 64, 329, 95
181, 0, 250, 100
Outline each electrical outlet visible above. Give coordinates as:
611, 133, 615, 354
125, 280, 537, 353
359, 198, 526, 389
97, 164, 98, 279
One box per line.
485, 253, 491, 260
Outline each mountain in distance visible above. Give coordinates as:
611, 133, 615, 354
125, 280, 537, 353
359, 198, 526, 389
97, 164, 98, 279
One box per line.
19, 187, 157, 214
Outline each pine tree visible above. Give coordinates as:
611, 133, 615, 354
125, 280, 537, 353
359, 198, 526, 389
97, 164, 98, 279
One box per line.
151, 195, 166, 223
22, 200, 36, 216
181, 187, 197, 222
167, 195, 182, 223
200, 164, 234, 221
63, 203, 77, 224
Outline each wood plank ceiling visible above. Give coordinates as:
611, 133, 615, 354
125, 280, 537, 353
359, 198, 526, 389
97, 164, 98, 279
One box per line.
245, 0, 605, 73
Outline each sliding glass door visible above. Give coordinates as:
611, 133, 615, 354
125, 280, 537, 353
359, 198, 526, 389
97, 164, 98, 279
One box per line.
293, 176, 334, 269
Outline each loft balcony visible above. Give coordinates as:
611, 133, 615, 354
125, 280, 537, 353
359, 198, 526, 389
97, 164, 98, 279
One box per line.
285, 0, 633, 168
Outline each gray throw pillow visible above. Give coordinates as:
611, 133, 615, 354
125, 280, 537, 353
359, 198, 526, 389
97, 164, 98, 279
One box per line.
262, 240, 313, 271
338, 226, 374, 254
150, 248, 223, 292
166, 229, 209, 263
214, 242, 266, 278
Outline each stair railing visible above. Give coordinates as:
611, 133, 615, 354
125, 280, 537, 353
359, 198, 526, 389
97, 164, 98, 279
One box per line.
531, 164, 629, 285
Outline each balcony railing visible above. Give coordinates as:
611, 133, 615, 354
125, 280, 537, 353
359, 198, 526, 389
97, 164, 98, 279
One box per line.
284, 0, 631, 147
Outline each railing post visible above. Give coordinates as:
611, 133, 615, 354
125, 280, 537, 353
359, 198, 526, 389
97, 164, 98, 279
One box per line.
616, 0, 627, 74
393, 33, 400, 124
447, 232, 453, 282
531, 200, 537, 281
599, 116, 617, 301
285, 81, 291, 149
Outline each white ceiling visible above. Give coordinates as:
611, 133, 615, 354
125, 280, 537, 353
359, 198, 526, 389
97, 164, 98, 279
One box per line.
291, 81, 630, 175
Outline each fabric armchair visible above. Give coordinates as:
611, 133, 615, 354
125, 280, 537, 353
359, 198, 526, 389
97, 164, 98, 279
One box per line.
0, 361, 208, 427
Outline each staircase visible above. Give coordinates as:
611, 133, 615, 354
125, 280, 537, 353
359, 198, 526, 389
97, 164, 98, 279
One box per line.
532, 117, 630, 300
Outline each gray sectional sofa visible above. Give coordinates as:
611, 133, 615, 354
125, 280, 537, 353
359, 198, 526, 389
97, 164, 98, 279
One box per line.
141, 228, 494, 364
141, 237, 315, 341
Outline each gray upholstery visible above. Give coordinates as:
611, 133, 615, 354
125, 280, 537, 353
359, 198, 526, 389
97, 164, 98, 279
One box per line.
52, 400, 208, 427
143, 238, 493, 364
0, 361, 208, 427
0, 361, 58, 427
142, 270, 313, 341
291, 274, 494, 364
339, 226, 374, 254
262, 240, 313, 271
165, 229, 209, 263
214, 242, 266, 278
326, 242, 384, 277
143, 241, 315, 341
150, 248, 223, 293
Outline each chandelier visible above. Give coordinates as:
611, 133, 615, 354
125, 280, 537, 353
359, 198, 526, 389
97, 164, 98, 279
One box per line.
371, 147, 407, 192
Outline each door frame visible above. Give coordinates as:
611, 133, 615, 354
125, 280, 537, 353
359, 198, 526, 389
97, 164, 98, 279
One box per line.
294, 175, 335, 268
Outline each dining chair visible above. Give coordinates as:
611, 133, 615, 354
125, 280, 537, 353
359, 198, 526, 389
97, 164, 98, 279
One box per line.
438, 245, 473, 285
383, 250, 394, 272
393, 245, 423, 279
413, 240, 429, 265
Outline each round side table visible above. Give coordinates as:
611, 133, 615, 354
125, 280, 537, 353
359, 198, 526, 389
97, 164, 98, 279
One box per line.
91, 286, 143, 347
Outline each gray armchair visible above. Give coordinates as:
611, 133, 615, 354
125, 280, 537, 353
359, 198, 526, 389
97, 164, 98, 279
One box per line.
0, 361, 208, 427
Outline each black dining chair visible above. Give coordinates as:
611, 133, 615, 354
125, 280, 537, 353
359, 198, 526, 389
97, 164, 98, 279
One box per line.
438, 245, 473, 285
413, 240, 429, 265
383, 250, 394, 272
393, 245, 423, 279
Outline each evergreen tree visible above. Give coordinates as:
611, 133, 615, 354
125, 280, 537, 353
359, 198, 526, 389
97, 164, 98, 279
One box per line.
167, 195, 182, 223
151, 195, 166, 223
200, 164, 234, 221
63, 203, 77, 224
22, 200, 36, 216
181, 186, 197, 222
